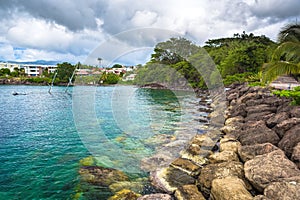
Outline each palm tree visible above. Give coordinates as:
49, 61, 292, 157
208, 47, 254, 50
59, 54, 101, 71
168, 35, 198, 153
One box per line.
262, 23, 300, 83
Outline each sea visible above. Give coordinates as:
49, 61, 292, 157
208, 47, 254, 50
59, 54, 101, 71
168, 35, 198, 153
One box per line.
0, 85, 210, 199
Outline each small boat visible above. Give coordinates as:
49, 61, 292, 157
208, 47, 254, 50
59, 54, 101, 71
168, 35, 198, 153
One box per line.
12, 91, 26, 96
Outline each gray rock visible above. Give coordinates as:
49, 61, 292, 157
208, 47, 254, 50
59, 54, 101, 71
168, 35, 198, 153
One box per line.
244, 150, 300, 192
278, 124, 300, 157
245, 112, 274, 122
290, 106, 300, 118
246, 104, 277, 115
239, 120, 280, 146
292, 143, 300, 169
238, 143, 280, 162
228, 103, 247, 118
266, 112, 289, 128
274, 118, 300, 138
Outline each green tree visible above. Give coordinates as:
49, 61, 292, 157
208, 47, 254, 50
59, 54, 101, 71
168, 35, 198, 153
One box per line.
262, 23, 300, 83
0, 68, 11, 76
56, 62, 76, 83
112, 64, 123, 68
104, 73, 120, 84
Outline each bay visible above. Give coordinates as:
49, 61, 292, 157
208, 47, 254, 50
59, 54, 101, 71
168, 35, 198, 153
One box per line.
0, 85, 209, 199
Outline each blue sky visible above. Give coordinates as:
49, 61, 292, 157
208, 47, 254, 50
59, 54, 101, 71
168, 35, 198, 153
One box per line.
0, 0, 299, 66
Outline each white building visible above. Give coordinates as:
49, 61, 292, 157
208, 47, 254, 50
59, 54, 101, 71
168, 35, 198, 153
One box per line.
22, 64, 57, 76
0, 62, 20, 72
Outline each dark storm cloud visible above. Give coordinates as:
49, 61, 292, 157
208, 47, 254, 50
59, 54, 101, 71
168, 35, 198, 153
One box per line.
0, 0, 108, 31
249, 0, 300, 21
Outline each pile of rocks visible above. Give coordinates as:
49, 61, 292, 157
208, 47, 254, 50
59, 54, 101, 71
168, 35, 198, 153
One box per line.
78, 84, 300, 199
140, 84, 300, 200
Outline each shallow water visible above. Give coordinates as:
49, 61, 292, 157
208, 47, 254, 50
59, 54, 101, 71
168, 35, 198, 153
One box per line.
0, 85, 209, 199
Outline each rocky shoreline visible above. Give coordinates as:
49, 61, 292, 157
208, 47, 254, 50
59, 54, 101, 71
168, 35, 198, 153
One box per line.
78, 83, 300, 199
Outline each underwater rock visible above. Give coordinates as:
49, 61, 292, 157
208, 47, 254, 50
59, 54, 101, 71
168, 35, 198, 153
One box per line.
79, 166, 129, 186
108, 189, 141, 200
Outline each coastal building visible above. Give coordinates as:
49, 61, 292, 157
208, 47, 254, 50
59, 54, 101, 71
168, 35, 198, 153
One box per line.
124, 74, 137, 81
22, 64, 57, 76
0, 62, 20, 72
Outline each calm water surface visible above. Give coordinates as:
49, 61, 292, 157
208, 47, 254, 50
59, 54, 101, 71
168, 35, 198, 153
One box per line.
0, 85, 208, 199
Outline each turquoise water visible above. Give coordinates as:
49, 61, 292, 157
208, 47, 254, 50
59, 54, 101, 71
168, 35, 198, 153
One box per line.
0, 85, 208, 199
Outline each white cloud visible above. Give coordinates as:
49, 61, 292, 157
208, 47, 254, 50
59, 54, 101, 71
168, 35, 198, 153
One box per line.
7, 17, 73, 53
131, 10, 158, 27
0, 0, 299, 64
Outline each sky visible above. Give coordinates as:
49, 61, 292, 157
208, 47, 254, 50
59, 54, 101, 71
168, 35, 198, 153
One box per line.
0, 0, 299, 66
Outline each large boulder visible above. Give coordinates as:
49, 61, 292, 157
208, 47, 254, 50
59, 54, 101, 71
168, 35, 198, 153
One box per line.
263, 178, 300, 200
274, 118, 300, 138
210, 177, 253, 200
228, 103, 247, 117
244, 150, 300, 192
137, 193, 173, 200
175, 184, 206, 200
220, 124, 243, 139
208, 150, 239, 164
238, 143, 280, 162
170, 158, 201, 176
180, 134, 215, 165
225, 116, 244, 125
246, 104, 277, 115
150, 166, 195, 194
245, 112, 274, 122
278, 124, 300, 157
78, 166, 129, 186
239, 121, 280, 146
198, 161, 244, 196
266, 112, 289, 128
219, 137, 241, 153
292, 143, 300, 169
290, 106, 300, 118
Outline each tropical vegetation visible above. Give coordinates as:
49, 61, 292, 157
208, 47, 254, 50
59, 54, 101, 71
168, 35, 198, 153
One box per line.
262, 23, 300, 83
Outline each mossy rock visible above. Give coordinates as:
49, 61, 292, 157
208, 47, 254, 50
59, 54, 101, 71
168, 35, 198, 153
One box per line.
108, 189, 141, 200
79, 156, 97, 166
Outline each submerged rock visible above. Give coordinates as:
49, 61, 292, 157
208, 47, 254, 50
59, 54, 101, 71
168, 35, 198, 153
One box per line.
210, 177, 253, 200
109, 178, 148, 194
244, 150, 300, 192
108, 189, 141, 200
79, 166, 129, 186
137, 193, 173, 200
